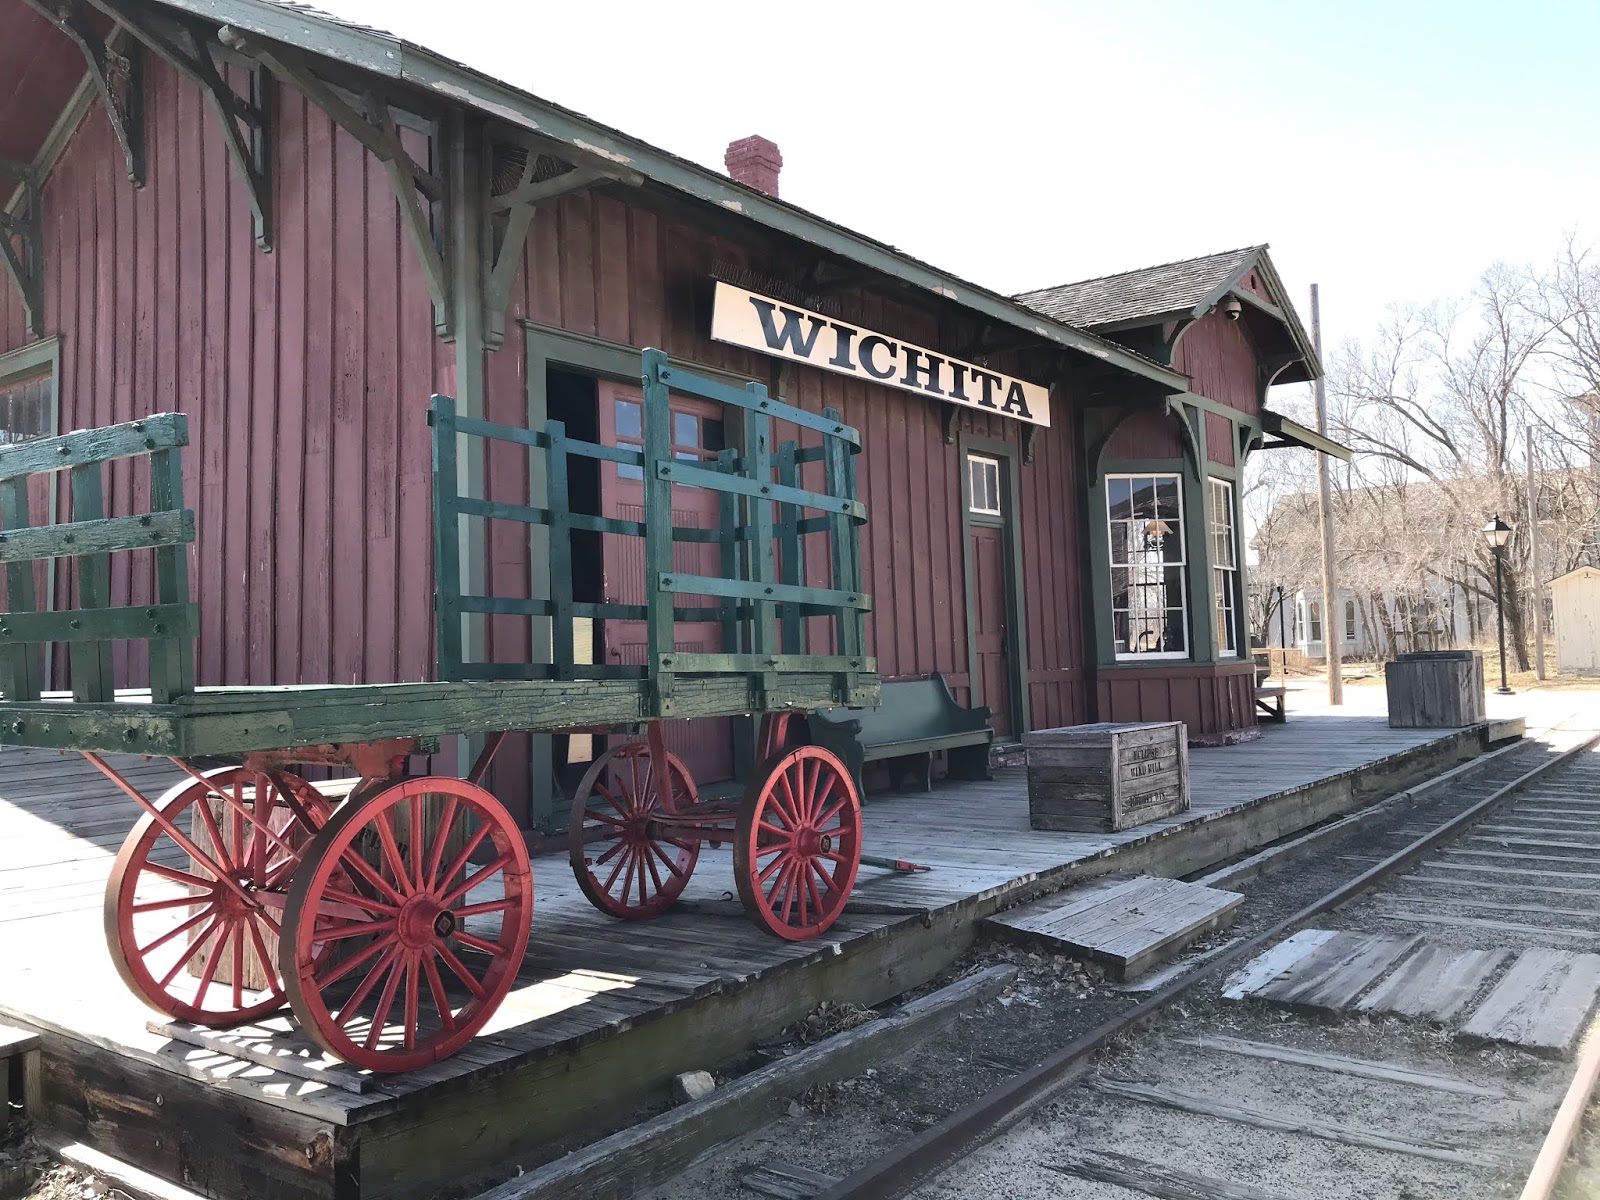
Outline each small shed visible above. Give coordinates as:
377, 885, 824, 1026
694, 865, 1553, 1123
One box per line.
1552, 566, 1600, 676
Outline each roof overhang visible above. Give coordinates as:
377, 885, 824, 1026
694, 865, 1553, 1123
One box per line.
1194, 249, 1321, 384
147, 0, 1188, 394
1259, 409, 1351, 460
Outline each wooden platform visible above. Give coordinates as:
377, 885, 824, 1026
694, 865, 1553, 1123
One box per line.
985, 875, 1242, 979
0, 713, 1506, 1200
1224, 930, 1600, 1055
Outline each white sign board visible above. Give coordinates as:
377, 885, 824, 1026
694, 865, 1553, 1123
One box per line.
709, 281, 1050, 428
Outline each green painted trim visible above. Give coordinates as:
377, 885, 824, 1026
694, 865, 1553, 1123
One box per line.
0, 337, 60, 383
957, 432, 1030, 736
1180, 406, 1216, 666
183, 0, 1187, 392
1261, 408, 1352, 461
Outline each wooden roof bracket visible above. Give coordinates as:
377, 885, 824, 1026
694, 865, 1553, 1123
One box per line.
80, 2, 273, 246
220, 26, 450, 323
24, 0, 144, 187
483, 153, 642, 349
0, 162, 43, 336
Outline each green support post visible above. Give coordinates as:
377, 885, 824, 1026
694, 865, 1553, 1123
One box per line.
640, 349, 678, 715
68, 462, 114, 702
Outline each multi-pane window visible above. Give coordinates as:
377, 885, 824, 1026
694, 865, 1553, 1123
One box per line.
614, 397, 723, 480
1208, 478, 1238, 656
1345, 598, 1357, 642
0, 343, 56, 446
1107, 474, 1186, 658
1308, 600, 1322, 643
968, 454, 1002, 516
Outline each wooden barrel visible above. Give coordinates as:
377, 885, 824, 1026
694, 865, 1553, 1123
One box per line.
1384, 650, 1485, 728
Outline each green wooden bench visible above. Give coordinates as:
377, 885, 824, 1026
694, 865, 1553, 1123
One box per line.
807, 673, 993, 795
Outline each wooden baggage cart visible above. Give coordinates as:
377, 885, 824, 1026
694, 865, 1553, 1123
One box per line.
0, 350, 878, 1073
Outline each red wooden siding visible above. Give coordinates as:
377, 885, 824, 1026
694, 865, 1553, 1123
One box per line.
6, 58, 447, 694
0, 7, 84, 163
1172, 312, 1258, 414
1103, 407, 1184, 461
1096, 661, 1256, 735
495, 191, 1088, 729
1205, 409, 1235, 466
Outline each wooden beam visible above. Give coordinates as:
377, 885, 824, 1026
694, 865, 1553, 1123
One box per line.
220, 27, 450, 316
24, 0, 144, 186
488, 165, 636, 212
83, 2, 276, 245
0, 177, 44, 336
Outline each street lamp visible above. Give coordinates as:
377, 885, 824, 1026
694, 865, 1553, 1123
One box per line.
1483, 515, 1513, 695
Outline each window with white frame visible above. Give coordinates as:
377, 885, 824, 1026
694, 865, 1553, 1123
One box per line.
1107, 473, 1187, 658
1344, 598, 1357, 642
968, 454, 1002, 516
1208, 477, 1239, 656
0, 339, 57, 446
1308, 599, 1322, 644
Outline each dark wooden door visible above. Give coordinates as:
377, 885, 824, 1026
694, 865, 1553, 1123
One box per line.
598, 379, 734, 783
970, 522, 1012, 737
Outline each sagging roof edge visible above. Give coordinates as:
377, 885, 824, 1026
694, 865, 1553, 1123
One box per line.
1260, 409, 1351, 461
148, 0, 1188, 395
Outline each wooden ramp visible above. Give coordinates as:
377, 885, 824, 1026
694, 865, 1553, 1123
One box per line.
1224, 930, 1600, 1055
985, 875, 1243, 980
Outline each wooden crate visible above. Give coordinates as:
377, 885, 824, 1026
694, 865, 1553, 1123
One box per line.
1385, 650, 1485, 728
1023, 721, 1189, 833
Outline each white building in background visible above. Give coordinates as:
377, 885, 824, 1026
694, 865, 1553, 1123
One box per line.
1264, 582, 1473, 661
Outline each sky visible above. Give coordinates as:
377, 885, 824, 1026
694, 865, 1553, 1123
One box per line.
317, 0, 1599, 353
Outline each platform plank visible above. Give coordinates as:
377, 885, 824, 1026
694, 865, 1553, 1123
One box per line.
1460, 948, 1600, 1053
986, 875, 1242, 979
1252, 931, 1422, 1010
1356, 945, 1510, 1021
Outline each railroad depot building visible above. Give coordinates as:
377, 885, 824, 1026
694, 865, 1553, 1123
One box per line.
0, 0, 1341, 831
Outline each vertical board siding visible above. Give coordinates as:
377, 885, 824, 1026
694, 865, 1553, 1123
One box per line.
19, 59, 445, 692
1205, 409, 1235, 466
506, 193, 1087, 727
1095, 662, 1257, 736
10, 62, 1093, 745
1173, 312, 1258, 415
1104, 407, 1184, 461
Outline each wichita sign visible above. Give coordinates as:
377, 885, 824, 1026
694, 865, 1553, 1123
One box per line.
710, 282, 1051, 428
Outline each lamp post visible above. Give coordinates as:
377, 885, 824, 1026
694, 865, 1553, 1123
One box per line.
1483, 515, 1513, 695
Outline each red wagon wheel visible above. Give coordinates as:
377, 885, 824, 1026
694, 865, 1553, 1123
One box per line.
734, 745, 861, 940
569, 742, 700, 919
105, 766, 332, 1026
281, 776, 532, 1073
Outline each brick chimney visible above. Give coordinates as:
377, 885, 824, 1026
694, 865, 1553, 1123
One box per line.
724, 135, 782, 198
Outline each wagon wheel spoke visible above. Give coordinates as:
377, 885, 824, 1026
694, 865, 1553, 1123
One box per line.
438, 853, 515, 909
423, 953, 457, 1033
423, 796, 461, 893
287, 777, 530, 1072
570, 743, 700, 921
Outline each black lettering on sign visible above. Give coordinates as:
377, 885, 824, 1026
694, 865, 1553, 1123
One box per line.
947, 362, 970, 402
859, 335, 898, 380
972, 370, 1002, 409
1002, 380, 1033, 419
750, 298, 825, 358
901, 348, 945, 396
828, 322, 858, 369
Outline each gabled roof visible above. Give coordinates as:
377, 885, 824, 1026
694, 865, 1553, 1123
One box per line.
1015, 247, 1258, 329
133, 0, 1188, 394
1014, 245, 1322, 383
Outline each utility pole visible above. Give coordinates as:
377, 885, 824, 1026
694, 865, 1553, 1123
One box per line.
1310, 284, 1343, 705
1527, 426, 1545, 680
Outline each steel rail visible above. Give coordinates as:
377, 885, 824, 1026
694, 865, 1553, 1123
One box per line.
816, 729, 1600, 1200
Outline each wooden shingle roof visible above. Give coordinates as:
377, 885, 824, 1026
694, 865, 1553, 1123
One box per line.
1014, 247, 1261, 329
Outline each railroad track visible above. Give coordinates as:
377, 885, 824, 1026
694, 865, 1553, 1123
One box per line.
639, 725, 1600, 1200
